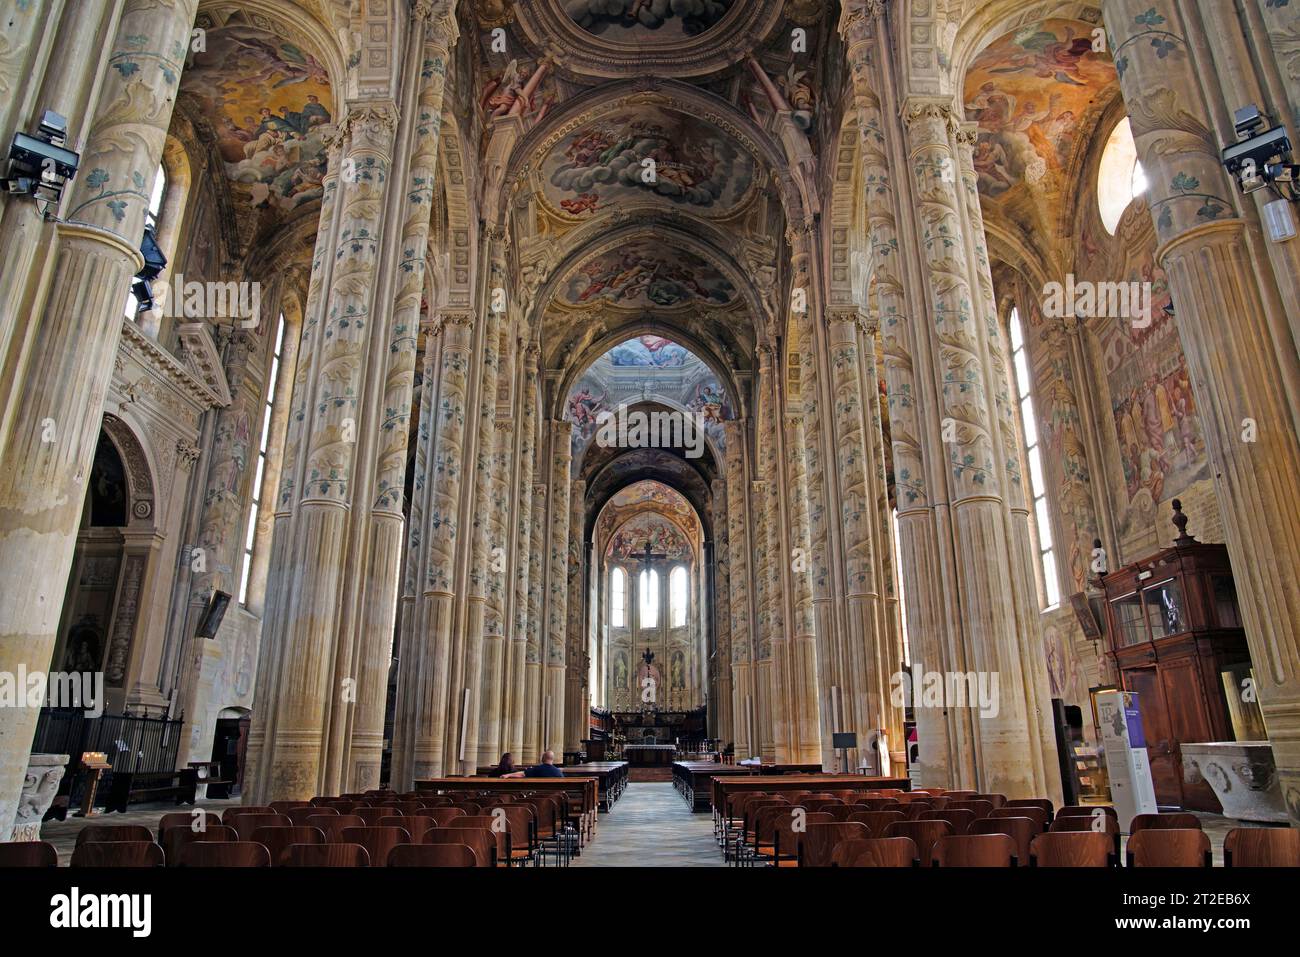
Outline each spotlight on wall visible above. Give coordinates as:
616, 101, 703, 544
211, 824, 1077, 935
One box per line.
1222, 104, 1299, 202
195, 590, 231, 640
131, 225, 167, 313
2, 110, 80, 216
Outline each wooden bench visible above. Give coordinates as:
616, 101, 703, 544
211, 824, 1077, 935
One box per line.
107, 770, 198, 813
561, 762, 629, 810
672, 761, 755, 812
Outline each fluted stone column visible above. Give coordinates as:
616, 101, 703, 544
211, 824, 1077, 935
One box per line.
902, 94, 1056, 798
505, 345, 540, 757
477, 378, 515, 766
0, 0, 199, 833
783, 405, 822, 764
711, 478, 732, 744
1107, 0, 1300, 823
565, 479, 587, 752
545, 420, 572, 753
724, 419, 754, 758
524, 482, 546, 762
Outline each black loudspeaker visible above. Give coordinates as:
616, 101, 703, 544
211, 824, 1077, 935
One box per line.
832, 732, 857, 749
196, 590, 231, 639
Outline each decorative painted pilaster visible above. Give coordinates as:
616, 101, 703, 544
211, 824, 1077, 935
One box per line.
724, 419, 754, 758
524, 481, 546, 762
565, 478, 586, 752
0, 0, 200, 832
545, 420, 572, 754
505, 344, 540, 757
711, 478, 732, 745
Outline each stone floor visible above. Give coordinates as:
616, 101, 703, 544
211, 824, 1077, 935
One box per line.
573, 783, 724, 867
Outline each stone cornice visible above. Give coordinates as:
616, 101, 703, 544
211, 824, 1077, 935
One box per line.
118, 320, 229, 411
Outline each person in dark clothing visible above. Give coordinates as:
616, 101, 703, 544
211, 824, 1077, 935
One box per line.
504, 750, 564, 777
491, 753, 517, 777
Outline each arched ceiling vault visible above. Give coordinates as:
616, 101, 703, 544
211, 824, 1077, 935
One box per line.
583, 447, 715, 544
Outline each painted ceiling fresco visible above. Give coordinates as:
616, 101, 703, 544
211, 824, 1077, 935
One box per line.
606, 512, 692, 562
560, 241, 736, 308
182, 22, 332, 214
964, 19, 1116, 197
566, 337, 731, 463
543, 105, 755, 215
564, 0, 735, 41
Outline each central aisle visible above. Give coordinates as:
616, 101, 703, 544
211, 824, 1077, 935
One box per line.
573, 782, 724, 867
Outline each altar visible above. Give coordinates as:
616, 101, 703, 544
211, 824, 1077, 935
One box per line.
624, 744, 676, 766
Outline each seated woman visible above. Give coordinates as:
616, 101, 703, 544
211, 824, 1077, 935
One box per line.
490, 753, 518, 777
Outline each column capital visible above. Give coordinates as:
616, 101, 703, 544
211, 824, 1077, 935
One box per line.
339, 101, 400, 152
901, 95, 959, 139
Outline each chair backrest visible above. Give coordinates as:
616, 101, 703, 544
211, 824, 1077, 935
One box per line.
417, 796, 453, 808
452, 816, 506, 865
1129, 812, 1201, 833
854, 797, 901, 813
971, 816, 1037, 866
945, 799, 994, 820
307, 813, 365, 843
386, 802, 426, 816
846, 810, 906, 839
231, 813, 291, 842
427, 808, 468, 827
797, 821, 870, 867
883, 820, 953, 864
251, 825, 326, 866
178, 842, 271, 867
270, 800, 314, 813
342, 826, 411, 867
423, 827, 492, 867
221, 806, 276, 825
1050, 811, 1121, 858
1005, 798, 1054, 820
1030, 831, 1113, 867
75, 824, 154, 848
284, 843, 370, 867
919, 808, 975, 835
801, 799, 845, 813
501, 806, 537, 855
387, 843, 479, 867
157, 811, 220, 841
381, 814, 436, 844
830, 837, 917, 868
163, 824, 237, 866
1127, 829, 1211, 868
0, 841, 57, 867
973, 793, 1007, 809
941, 790, 978, 800
821, 804, 859, 822
1224, 827, 1300, 867
1056, 804, 1116, 820
932, 833, 1017, 867
755, 805, 799, 847
355, 806, 399, 826
287, 805, 337, 825
71, 841, 164, 867
989, 805, 1048, 831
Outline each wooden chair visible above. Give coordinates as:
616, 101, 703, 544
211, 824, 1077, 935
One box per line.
1030, 831, 1114, 867
749, 805, 797, 865
424, 826, 493, 868
919, 808, 975, 835
307, 813, 365, 843
989, 805, 1048, 831
821, 804, 859, 823
221, 806, 275, 825
286, 805, 336, 826
942, 790, 978, 800
1005, 798, 1054, 821
0, 841, 57, 867
163, 824, 237, 866
452, 816, 507, 867
971, 816, 1037, 866
355, 806, 399, 826
427, 808, 467, 827
1127, 829, 1212, 867
854, 797, 901, 813
932, 833, 1017, 867
946, 799, 994, 820
417, 796, 453, 808
1050, 813, 1121, 859
498, 805, 538, 865
801, 798, 845, 813
386, 801, 426, 816
270, 800, 313, 813
973, 793, 1007, 809
74, 824, 153, 848
1224, 827, 1300, 867
796, 821, 870, 867
902, 800, 936, 820
284, 843, 370, 867
178, 842, 271, 867
1056, 804, 1117, 821
381, 814, 435, 844
230, 812, 291, 842
71, 841, 164, 867
388, 843, 478, 867
831, 837, 917, 867
1129, 812, 1201, 833
157, 811, 220, 841
342, 825, 411, 868
883, 820, 953, 865
847, 810, 906, 838
251, 825, 326, 866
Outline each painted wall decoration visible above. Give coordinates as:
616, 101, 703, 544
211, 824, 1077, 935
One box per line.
564, 0, 735, 40
964, 19, 1116, 196
561, 242, 736, 307
609, 335, 690, 366
545, 105, 755, 212
606, 513, 690, 562
598, 480, 697, 545
182, 24, 332, 213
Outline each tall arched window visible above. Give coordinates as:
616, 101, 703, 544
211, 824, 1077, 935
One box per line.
639, 569, 659, 628
1008, 307, 1060, 608
1097, 117, 1148, 235
611, 567, 626, 627
669, 565, 687, 627
239, 313, 286, 605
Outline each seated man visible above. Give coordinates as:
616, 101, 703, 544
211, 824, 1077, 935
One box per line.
503, 750, 564, 778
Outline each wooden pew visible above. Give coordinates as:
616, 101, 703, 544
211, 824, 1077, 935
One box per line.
672, 761, 756, 813
414, 777, 600, 846
561, 762, 628, 811
712, 774, 912, 824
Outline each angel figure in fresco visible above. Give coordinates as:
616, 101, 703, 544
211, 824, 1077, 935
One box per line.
992, 26, 1107, 87
481, 59, 525, 117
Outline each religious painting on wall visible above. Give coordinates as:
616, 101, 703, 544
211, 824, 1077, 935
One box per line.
182, 24, 332, 213
613, 647, 629, 690
964, 19, 1116, 196
608, 514, 690, 563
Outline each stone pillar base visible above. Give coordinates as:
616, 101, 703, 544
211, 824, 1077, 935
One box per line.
9, 754, 69, 843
